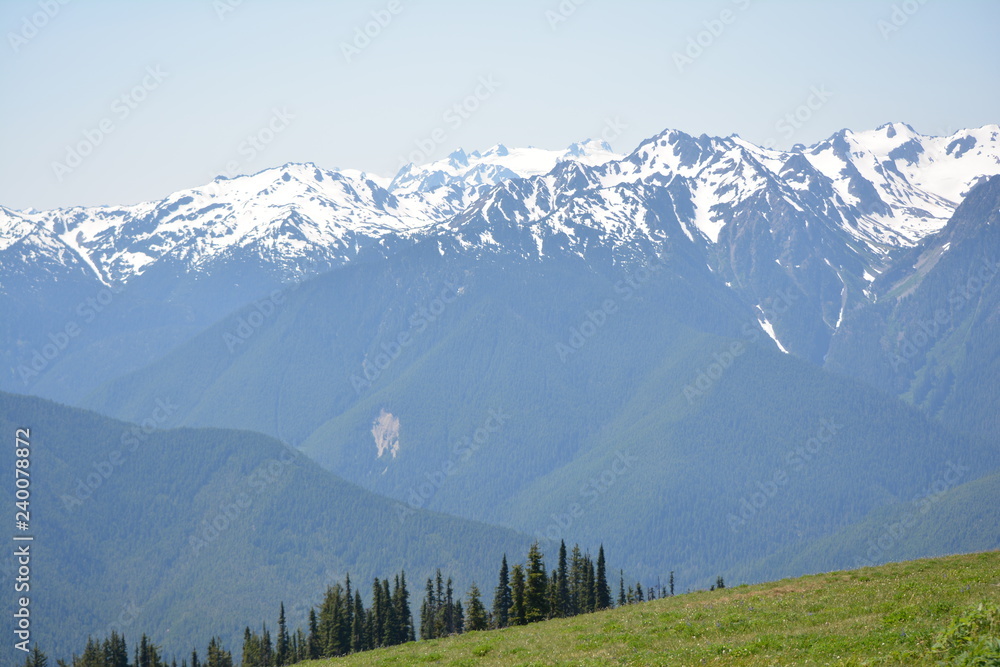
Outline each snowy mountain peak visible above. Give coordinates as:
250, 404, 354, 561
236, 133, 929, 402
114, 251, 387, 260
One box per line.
483, 143, 510, 157
447, 148, 470, 167
564, 138, 614, 157
3, 124, 1000, 293
622, 128, 740, 179
437, 123, 1000, 264
874, 121, 919, 140
387, 140, 623, 198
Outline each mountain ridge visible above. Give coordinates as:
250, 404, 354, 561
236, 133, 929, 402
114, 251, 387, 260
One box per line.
3, 124, 997, 292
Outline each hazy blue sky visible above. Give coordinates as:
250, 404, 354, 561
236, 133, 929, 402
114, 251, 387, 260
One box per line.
1, 0, 997, 209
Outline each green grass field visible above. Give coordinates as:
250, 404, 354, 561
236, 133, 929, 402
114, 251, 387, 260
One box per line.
297, 551, 1000, 666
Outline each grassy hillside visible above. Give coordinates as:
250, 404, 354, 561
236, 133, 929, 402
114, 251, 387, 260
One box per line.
297, 551, 1000, 666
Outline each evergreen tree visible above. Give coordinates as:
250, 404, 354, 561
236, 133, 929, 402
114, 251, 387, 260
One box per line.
394, 571, 415, 643
556, 540, 570, 617
669, 571, 675, 597
618, 571, 626, 607
716, 576, 726, 590
382, 578, 398, 646
307, 608, 321, 659
339, 581, 353, 653
317, 585, 340, 656
206, 637, 233, 667
136, 635, 149, 667
106, 632, 129, 667
79, 641, 98, 667
350, 591, 367, 653
261, 624, 273, 666
454, 599, 465, 634
364, 607, 375, 651
294, 628, 307, 663
370, 578, 386, 647
420, 577, 437, 640
344, 574, 354, 648
524, 542, 549, 623
466, 584, 488, 631
276, 602, 290, 666
596, 545, 612, 610
443, 577, 455, 635
191, 649, 201, 667
241, 628, 260, 667
205, 638, 219, 667
434, 570, 446, 637
510, 564, 526, 626
546, 569, 559, 620
584, 556, 596, 612
635, 582, 644, 602
567, 545, 584, 616
492, 554, 512, 628
23, 645, 48, 667
137, 634, 164, 667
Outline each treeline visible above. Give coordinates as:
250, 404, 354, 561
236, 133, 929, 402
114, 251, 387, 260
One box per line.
25, 541, 691, 667
419, 541, 615, 638
411, 541, 681, 639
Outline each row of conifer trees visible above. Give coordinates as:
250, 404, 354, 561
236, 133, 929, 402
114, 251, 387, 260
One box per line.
26, 541, 701, 667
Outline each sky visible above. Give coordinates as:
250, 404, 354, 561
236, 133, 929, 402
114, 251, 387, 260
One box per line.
1, 0, 998, 210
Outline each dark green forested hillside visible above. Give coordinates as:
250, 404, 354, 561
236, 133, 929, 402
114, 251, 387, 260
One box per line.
744, 468, 1000, 583
0, 391, 533, 659
78, 239, 1000, 588
826, 175, 1000, 443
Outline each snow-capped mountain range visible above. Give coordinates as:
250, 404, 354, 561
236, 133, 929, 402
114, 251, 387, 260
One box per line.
0, 139, 622, 287
3, 123, 998, 291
